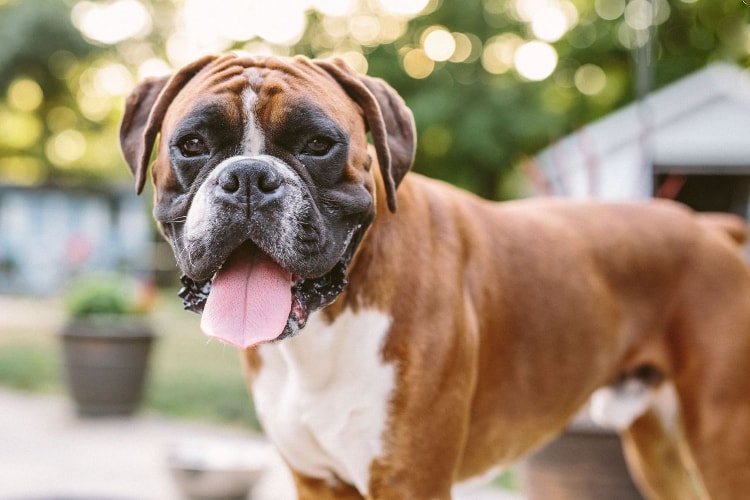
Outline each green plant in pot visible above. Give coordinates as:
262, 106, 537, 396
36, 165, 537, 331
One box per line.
60, 273, 156, 417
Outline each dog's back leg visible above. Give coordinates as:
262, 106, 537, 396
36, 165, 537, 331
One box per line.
673, 357, 750, 498
591, 371, 706, 498
664, 241, 750, 498
672, 332, 750, 499
619, 388, 707, 499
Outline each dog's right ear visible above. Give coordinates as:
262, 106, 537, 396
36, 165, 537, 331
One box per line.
119, 55, 218, 195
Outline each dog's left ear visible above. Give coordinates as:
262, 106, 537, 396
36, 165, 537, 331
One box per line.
120, 55, 218, 195
314, 58, 416, 212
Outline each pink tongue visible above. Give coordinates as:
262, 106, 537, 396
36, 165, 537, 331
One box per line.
200, 246, 292, 349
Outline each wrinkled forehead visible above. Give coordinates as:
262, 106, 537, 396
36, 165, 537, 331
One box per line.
163, 56, 364, 134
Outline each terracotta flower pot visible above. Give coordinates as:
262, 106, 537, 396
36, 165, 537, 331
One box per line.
60, 318, 155, 417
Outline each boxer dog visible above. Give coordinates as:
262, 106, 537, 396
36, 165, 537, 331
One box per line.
120, 53, 750, 499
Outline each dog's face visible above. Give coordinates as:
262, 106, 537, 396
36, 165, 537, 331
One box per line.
119, 54, 415, 347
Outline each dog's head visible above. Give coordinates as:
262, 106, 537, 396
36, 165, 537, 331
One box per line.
119, 53, 415, 347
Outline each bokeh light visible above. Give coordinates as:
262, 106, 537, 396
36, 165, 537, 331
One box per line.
77, 92, 111, 122
0, 111, 42, 150
339, 51, 369, 74
167, 0, 308, 65
481, 34, 523, 75
312, 0, 357, 17
618, 22, 651, 49
46, 107, 78, 134
7, 79, 44, 112
624, 0, 670, 31
402, 48, 435, 79
595, 0, 625, 20
0, 157, 44, 185
241, 0, 306, 46
574, 64, 607, 95
3, 0, 741, 198
137, 58, 172, 80
350, 14, 382, 45
68, 0, 433, 74
72, 0, 151, 44
515, 0, 578, 43
46, 129, 87, 166
531, 6, 568, 42
94, 63, 134, 96
423, 27, 456, 62
449, 33, 479, 63
514, 41, 558, 81
378, 0, 430, 17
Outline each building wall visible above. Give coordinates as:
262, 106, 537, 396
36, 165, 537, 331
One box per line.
0, 185, 152, 295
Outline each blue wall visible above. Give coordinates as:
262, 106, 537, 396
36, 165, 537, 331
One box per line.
0, 185, 152, 295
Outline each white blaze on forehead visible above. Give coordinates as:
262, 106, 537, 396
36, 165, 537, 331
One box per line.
241, 72, 264, 156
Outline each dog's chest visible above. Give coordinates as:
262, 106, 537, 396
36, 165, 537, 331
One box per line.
252, 309, 395, 494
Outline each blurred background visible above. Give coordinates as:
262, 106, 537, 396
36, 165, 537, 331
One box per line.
2, 0, 750, 290
0, 0, 749, 497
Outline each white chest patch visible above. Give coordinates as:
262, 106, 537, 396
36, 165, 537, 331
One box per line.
252, 309, 395, 495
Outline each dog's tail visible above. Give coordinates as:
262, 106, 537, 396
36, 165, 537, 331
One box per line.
698, 212, 748, 246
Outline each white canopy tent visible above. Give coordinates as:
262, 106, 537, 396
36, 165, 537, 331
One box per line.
531, 62, 750, 202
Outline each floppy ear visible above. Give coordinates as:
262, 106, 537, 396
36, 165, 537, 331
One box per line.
314, 58, 416, 212
119, 55, 218, 195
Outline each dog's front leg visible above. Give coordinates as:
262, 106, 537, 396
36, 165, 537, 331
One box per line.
289, 444, 460, 500
362, 379, 475, 499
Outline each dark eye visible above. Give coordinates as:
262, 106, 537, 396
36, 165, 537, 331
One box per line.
301, 137, 334, 157
179, 136, 208, 157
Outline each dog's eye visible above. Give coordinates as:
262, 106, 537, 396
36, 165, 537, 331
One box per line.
179, 136, 208, 157
301, 137, 333, 157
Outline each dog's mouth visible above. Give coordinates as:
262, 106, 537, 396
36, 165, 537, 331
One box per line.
178, 226, 362, 349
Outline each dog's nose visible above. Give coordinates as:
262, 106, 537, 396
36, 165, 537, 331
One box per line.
216, 160, 284, 206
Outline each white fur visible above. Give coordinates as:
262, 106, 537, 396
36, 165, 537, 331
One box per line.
590, 379, 652, 431
184, 82, 265, 239
184, 152, 307, 257
252, 309, 395, 495
184, 181, 209, 237
589, 380, 679, 432
241, 86, 264, 156
452, 465, 506, 497
651, 382, 680, 433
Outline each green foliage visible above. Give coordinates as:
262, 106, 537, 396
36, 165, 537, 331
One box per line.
146, 370, 260, 429
0, 0, 747, 197
0, 343, 59, 392
359, 0, 749, 199
64, 273, 142, 317
0, 0, 92, 93
0, 294, 261, 429
491, 469, 523, 491
0, 336, 259, 428
0, 0, 113, 185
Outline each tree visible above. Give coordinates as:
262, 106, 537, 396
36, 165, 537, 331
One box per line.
358, 0, 749, 199
0, 0, 105, 185
0, 0, 746, 199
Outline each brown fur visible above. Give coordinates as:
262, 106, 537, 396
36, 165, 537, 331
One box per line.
243, 168, 750, 498
121, 54, 750, 499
